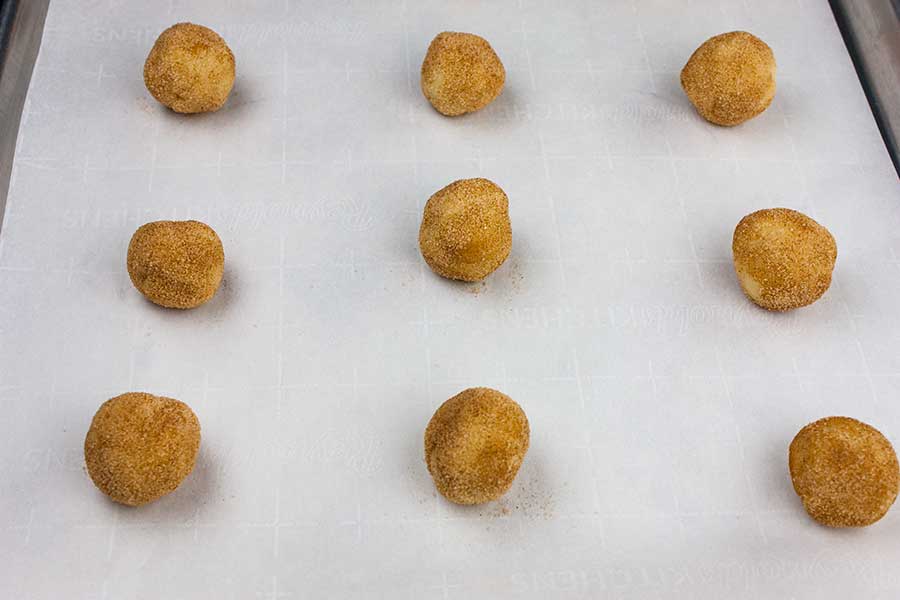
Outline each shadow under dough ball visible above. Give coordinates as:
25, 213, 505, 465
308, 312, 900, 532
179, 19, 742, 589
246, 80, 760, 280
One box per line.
419, 178, 512, 282
681, 31, 776, 126
790, 416, 899, 527
425, 387, 530, 505
421, 31, 505, 116
732, 208, 836, 311
144, 22, 235, 113
84, 392, 201, 506
127, 220, 225, 309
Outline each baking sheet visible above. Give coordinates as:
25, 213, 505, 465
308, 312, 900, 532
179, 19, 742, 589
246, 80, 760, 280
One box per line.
3, 1, 900, 598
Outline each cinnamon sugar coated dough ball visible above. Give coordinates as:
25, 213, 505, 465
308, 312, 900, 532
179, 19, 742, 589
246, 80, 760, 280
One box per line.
144, 23, 235, 113
425, 387, 529, 505
732, 208, 836, 311
421, 32, 505, 116
127, 220, 225, 309
419, 178, 512, 282
84, 393, 201, 506
789, 417, 899, 527
681, 31, 776, 126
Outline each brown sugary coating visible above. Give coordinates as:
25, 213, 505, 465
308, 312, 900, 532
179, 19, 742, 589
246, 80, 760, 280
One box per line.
789, 417, 899, 527
425, 387, 529, 505
84, 392, 201, 506
732, 208, 836, 311
419, 178, 512, 282
144, 23, 235, 114
681, 31, 776, 126
127, 220, 225, 309
421, 31, 505, 116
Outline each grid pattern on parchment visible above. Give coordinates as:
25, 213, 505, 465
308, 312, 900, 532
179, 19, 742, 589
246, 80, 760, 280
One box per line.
2, 1, 900, 599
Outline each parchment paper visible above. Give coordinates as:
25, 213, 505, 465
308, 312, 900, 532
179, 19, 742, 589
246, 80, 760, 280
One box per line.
2, 1, 900, 598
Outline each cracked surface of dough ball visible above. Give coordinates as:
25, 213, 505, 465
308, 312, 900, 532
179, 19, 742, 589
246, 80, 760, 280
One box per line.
419, 178, 512, 282
789, 416, 899, 527
85, 392, 201, 506
128, 220, 225, 309
425, 387, 529, 505
732, 208, 836, 311
421, 31, 505, 116
681, 31, 776, 126
144, 22, 235, 114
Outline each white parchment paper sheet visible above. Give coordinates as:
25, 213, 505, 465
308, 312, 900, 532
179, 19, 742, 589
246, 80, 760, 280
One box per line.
2, 1, 900, 598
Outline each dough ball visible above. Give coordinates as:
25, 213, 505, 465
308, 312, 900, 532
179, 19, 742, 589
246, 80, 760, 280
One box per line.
127, 220, 225, 309
84, 392, 201, 506
732, 208, 836, 311
144, 22, 235, 114
681, 31, 776, 126
419, 178, 512, 282
421, 31, 505, 116
789, 416, 899, 527
425, 387, 529, 505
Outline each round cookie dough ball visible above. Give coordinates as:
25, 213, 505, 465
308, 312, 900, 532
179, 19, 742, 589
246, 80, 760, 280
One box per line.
425, 387, 529, 505
421, 31, 505, 116
84, 392, 201, 506
419, 178, 512, 282
732, 208, 836, 311
127, 220, 225, 309
789, 417, 899, 527
144, 22, 235, 114
681, 31, 776, 126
